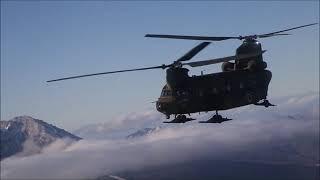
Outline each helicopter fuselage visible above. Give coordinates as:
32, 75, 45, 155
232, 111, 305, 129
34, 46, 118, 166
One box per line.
156, 39, 272, 117
156, 68, 272, 116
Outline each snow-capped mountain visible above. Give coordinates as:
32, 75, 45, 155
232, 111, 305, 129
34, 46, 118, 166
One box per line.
126, 126, 162, 139
0, 116, 81, 160
73, 111, 162, 140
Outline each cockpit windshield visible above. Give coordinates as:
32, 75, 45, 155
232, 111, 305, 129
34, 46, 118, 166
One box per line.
161, 85, 172, 97
161, 90, 172, 96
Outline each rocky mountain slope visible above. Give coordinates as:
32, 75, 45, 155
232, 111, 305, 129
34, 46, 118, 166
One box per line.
126, 126, 162, 139
0, 116, 81, 160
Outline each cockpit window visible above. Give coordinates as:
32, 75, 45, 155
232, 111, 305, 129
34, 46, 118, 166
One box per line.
160, 85, 173, 97
161, 90, 172, 96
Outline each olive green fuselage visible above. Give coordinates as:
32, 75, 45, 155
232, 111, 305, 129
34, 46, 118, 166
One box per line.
156, 68, 272, 116
157, 39, 272, 116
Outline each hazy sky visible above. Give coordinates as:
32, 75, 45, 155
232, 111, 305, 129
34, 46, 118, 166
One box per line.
1, 1, 319, 130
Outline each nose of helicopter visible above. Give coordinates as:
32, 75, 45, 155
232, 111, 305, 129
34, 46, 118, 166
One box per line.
156, 101, 167, 113
156, 97, 175, 114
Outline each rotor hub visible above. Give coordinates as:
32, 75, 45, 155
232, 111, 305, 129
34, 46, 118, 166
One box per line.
172, 61, 183, 68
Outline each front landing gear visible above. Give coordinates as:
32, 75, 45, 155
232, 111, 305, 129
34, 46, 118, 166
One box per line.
163, 114, 195, 123
199, 111, 232, 123
254, 99, 276, 107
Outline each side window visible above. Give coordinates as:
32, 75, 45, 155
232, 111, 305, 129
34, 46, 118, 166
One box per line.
212, 88, 218, 94
226, 84, 231, 92
239, 82, 244, 89
198, 89, 203, 97
224, 80, 232, 93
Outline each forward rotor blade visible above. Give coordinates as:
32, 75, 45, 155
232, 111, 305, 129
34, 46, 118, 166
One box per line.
145, 34, 239, 41
47, 64, 169, 82
176, 42, 211, 62
257, 23, 318, 37
258, 33, 291, 38
184, 50, 266, 67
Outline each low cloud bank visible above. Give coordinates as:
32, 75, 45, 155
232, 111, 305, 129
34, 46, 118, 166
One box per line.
1, 93, 319, 179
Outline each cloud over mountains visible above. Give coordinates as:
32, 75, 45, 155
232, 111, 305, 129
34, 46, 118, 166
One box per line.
1, 93, 319, 179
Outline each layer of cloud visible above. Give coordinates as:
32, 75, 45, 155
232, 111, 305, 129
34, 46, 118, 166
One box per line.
1, 93, 319, 179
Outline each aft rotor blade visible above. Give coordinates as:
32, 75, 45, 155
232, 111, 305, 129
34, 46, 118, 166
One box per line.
257, 23, 318, 37
47, 64, 169, 82
176, 42, 211, 62
146, 23, 317, 41
184, 50, 266, 67
145, 34, 239, 41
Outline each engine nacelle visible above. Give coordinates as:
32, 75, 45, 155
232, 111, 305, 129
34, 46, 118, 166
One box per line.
222, 62, 235, 72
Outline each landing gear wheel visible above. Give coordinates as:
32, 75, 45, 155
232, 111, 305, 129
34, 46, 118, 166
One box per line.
163, 114, 195, 123
176, 114, 187, 121
212, 111, 222, 120
214, 110, 222, 120
199, 110, 232, 123
254, 99, 276, 107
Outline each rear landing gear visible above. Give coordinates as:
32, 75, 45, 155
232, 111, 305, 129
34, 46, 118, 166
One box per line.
199, 110, 232, 123
254, 99, 276, 107
163, 114, 195, 123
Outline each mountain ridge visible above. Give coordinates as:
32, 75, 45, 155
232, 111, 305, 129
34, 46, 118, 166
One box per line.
0, 116, 81, 160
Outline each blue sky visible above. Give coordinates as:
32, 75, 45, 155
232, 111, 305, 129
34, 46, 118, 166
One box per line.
1, 1, 319, 130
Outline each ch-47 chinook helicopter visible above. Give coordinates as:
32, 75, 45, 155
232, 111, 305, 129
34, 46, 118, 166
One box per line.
47, 23, 318, 124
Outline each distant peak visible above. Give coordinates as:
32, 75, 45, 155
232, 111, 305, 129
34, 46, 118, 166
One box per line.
1, 115, 81, 160
126, 126, 162, 139
11, 115, 37, 121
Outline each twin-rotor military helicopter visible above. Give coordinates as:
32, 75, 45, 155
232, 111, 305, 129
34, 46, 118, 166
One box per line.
47, 23, 318, 123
